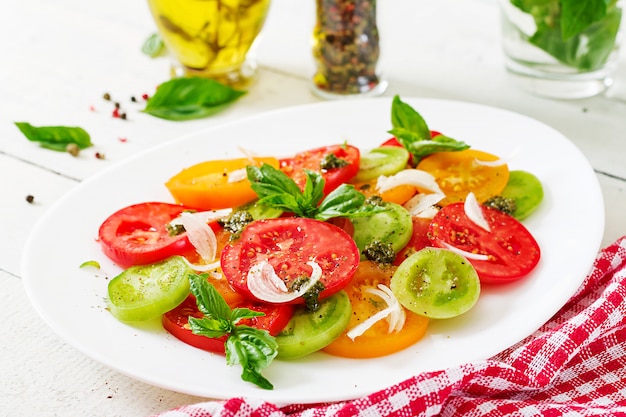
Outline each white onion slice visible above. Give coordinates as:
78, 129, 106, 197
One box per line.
440, 241, 490, 261
376, 169, 442, 194
174, 211, 218, 262
181, 258, 223, 279
227, 168, 247, 183
464, 192, 491, 232
247, 260, 322, 303
346, 284, 406, 340
169, 209, 232, 227
403, 192, 445, 218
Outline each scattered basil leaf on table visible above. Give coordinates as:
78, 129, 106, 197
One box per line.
14, 122, 92, 151
187, 274, 277, 390
143, 77, 245, 121
246, 163, 387, 221
141, 33, 166, 58
389, 95, 469, 165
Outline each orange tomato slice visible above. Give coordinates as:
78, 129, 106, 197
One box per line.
165, 157, 279, 210
352, 180, 417, 205
322, 260, 428, 359
416, 149, 509, 206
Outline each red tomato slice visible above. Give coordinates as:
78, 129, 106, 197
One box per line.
428, 203, 541, 284
98, 202, 199, 268
163, 294, 294, 354
279, 144, 360, 195
393, 216, 432, 266
220, 217, 360, 304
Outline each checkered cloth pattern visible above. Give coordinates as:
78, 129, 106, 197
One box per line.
152, 236, 626, 417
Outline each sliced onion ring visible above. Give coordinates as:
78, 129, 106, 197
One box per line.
440, 241, 490, 261
247, 260, 322, 303
346, 284, 406, 340
403, 192, 445, 218
464, 192, 491, 232
376, 169, 442, 194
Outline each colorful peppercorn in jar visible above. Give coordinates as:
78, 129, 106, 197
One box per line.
312, 0, 387, 98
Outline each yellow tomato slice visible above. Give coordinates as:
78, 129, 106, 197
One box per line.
165, 157, 279, 210
416, 149, 509, 206
322, 260, 428, 359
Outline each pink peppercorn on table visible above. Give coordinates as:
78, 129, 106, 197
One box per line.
2, 0, 626, 416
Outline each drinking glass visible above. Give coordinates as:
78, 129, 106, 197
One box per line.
499, 0, 623, 99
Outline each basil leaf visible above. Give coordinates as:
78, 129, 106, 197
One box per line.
188, 274, 278, 390
189, 274, 231, 320
141, 33, 166, 58
143, 77, 245, 121
187, 316, 231, 338
390, 95, 430, 140
247, 164, 302, 198
231, 307, 265, 324
225, 327, 278, 390
315, 184, 387, 221
15, 122, 92, 151
405, 135, 470, 161
247, 163, 382, 220
301, 170, 325, 207
561, 0, 607, 40
388, 95, 469, 164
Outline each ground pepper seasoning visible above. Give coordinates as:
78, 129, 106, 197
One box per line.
312, 0, 386, 98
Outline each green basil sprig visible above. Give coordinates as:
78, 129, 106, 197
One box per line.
388, 95, 469, 165
510, 0, 622, 70
246, 163, 386, 221
143, 77, 245, 121
14, 122, 92, 151
188, 274, 278, 390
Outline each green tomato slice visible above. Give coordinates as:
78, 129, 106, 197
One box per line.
501, 170, 544, 220
275, 291, 352, 359
390, 247, 480, 319
351, 202, 413, 259
107, 255, 193, 322
354, 146, 410, 182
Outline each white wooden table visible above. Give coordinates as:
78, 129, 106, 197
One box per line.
2, 0, 625, 416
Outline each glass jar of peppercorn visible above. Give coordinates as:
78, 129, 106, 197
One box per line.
312, 0, 387, 99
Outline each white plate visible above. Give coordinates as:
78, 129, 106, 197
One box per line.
22, 97, 604, 404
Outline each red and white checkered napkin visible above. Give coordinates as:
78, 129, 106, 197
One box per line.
153, 237, 626, 417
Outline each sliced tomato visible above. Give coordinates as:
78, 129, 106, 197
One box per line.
279, 144, 360, 195
353, 180, 417, 205
220, 217, 360, 304
322, 260, 429, 358
163, 293, 294, 354
393, 216, 433, 266
165, 157, 280, 210
416, 149, 509, 206
428, 202, 541, 284
98, 202, 199, 268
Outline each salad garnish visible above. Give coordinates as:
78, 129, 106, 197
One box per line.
389, 95, 469, 164
187, 274, 278, 390
246, 163, 387, 221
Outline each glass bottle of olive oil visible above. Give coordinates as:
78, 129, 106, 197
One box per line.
147, 0, 271, 89
312, 0, 387, 98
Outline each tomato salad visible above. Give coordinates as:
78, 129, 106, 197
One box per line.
95, 96, 543, 390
